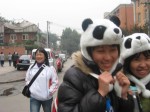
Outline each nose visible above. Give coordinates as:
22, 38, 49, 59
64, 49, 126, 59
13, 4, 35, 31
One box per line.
114, 28, 119, 34
103, 52, 112, 61
139, 60, 147, 67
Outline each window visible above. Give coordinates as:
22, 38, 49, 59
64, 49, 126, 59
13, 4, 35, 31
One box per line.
22, 34, 29, 40
10, 34, 17, 40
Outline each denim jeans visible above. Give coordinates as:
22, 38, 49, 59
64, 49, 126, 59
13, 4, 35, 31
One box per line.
30, 97, 53, 112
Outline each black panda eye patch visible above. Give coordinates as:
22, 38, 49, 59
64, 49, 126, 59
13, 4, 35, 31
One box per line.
93, 25, 106, 40
124, 38, 132, 49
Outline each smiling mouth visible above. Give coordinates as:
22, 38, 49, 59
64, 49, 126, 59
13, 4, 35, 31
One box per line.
138, 70, 148, 75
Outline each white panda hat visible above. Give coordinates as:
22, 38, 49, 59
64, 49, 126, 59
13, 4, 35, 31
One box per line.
120, 33, 150, 98
80, 16, 123, 61
119, 33, 150, 64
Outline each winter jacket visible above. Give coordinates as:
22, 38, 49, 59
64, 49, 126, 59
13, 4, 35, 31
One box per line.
25, 64, 58, 101
130, 81, 150, 112
58, 52, 134, 112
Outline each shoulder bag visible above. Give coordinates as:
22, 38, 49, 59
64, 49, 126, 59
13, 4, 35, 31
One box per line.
22, 64, 46, 98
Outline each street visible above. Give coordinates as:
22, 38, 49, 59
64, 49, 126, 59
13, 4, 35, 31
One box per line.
0, 58, 73, 112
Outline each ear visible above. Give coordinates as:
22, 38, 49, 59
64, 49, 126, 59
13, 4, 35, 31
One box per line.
109, 16, 121, 27
82, 18, 93, 31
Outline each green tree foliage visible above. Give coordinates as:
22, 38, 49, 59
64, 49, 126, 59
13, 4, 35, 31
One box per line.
24, 40, 38, 51
122, 23, 148, 36
61, 28, 80, 55
48, 33, 59, 50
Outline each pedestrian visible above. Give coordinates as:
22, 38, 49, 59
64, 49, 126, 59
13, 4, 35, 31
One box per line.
8, 52, 12, 66
120, 33, 150, 112
25, 47, 59, 112
12, 52, 19, 68
0, 52, 5, 67
57, 17, 134, 112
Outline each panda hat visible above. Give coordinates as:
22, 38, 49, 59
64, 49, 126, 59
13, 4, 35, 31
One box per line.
119, 33, 150, 98
119, 33, 150, 64
80, 17, 123, 61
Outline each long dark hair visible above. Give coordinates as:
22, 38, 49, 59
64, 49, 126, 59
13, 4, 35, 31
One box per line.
123, 50, 150, 75
31, 47, 49, 68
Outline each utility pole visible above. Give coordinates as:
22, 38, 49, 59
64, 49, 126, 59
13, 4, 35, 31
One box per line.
47, 21, 51, 48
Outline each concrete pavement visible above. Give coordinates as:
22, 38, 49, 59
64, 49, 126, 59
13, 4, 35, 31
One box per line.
0, 61, 25, 84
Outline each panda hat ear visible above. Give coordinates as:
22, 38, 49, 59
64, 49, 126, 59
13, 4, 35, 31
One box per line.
82, 18, 93, 31
109, 16, 121, 27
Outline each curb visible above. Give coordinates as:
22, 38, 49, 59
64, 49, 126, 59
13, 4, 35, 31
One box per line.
0, 78, 25, 84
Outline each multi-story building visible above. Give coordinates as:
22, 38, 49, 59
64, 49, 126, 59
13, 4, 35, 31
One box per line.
131, 0, 150, 36
0, 21, 37, 44
0, 20, 47, 55
104, 4, 134, 31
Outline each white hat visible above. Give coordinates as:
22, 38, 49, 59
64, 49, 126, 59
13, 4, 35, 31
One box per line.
119, 33, 150, 64
80, 18, 123, 61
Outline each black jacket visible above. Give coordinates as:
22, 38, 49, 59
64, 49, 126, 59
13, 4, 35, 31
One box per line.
58, 52, 134, 112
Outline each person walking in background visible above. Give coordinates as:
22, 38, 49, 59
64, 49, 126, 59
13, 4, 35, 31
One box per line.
0, 52, 5, 67
25, 47, 58, 112
57, 17, 134, 112
120, 33, 150, 112
8, 52, 12, 66
12, 52, 19, 68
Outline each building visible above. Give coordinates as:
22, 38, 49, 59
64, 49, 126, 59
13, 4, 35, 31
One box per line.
0, 20, 47, 55
0, 21, 38, 44
131, 0, 150, 36
104, 4, 134, 31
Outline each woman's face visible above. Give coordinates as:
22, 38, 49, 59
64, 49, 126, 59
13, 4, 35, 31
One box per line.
92, 45, 119, 71
35, 51, 45, 63
130, 53, 150, 78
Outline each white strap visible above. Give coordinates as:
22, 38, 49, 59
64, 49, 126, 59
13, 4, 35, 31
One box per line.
89, 73, 122, 97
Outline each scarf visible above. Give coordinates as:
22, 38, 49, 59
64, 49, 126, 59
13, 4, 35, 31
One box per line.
126, 73, 150, 98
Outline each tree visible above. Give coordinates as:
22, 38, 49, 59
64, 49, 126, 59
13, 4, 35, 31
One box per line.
122, 23, 149, 36
48, 33, 59, 50
61, 28, 80, 55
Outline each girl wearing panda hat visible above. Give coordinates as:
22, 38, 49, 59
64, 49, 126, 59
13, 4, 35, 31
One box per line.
57, 16, 134, 112
120, 33, 150, 112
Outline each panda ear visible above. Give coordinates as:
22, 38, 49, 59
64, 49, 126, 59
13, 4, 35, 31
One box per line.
109, 16, 121, 27
82, 18, 93, 31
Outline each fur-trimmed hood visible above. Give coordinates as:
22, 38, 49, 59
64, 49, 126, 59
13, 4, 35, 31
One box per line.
72, 51, 93, 75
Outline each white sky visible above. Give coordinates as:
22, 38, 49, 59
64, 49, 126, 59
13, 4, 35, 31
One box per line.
0, 0, 131, 36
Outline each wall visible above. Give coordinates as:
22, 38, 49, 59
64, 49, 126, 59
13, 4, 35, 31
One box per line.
0, 46, 26, 60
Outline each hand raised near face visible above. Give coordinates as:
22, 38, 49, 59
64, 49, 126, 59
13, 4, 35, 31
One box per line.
116, 72, 130, 99
97, 71, 115, 97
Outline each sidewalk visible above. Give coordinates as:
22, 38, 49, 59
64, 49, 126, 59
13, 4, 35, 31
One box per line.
0, 61, 25, 83
0, 61, 16, 75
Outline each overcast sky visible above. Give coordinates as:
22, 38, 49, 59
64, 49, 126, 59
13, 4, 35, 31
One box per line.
0, 0, 131, 36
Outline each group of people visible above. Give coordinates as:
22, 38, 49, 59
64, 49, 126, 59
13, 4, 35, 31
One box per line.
0, 51, 19, 67
25, 16, 150, 112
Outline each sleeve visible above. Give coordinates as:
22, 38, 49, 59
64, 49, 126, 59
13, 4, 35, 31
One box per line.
25, 65, 33, 85
58, 68, 106, 112
48, 66, 59, 96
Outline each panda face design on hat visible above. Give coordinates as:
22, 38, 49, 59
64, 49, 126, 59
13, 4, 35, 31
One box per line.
80, 17, 123, 61
120, 33, 150, 64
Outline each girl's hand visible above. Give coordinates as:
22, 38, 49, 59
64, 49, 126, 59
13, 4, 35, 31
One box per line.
116, 72, 130, 99
98, 71, 115, 97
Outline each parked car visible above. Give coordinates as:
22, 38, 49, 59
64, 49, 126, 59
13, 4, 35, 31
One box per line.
16, 55, 31, 70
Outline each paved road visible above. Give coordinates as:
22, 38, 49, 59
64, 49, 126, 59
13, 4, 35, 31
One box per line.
0, 58, 73, 112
